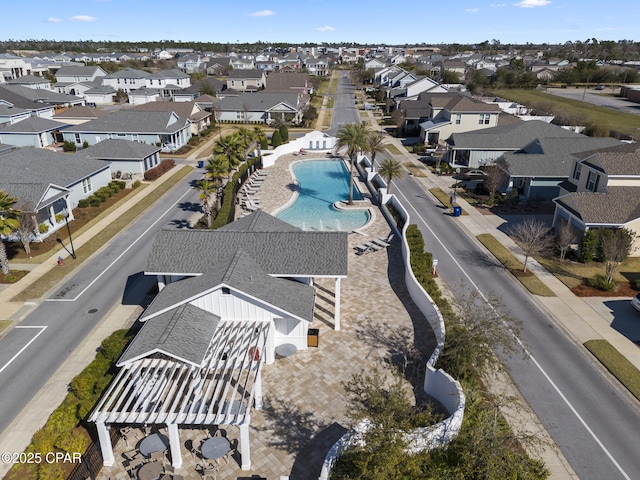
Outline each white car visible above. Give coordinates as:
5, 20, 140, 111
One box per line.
632, 292, 640, 312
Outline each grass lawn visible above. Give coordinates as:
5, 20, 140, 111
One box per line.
428, 187, 468, 215
403, 162, 427, 177
536, 255, 640, 295
384, 143, 403, 155
584, 339, 640, 401
491, 88, 640, 137
476, 233, 556, 297
0, 319, 12, 334
11, 166, 192, 302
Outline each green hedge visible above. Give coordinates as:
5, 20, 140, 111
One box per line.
211, 157, 263, 229
405, 224, 448, 311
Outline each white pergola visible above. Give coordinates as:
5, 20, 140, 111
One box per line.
90, 320, 270, 471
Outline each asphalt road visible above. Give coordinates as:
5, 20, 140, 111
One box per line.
0, 166, 204, 435
545, 86, 640, 116
388, 170, 640, 480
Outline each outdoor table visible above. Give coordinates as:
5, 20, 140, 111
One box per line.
275, 343, 297, 358
139, 433, 169, 457
201, 436, 231, 460
137, 460, 163, 480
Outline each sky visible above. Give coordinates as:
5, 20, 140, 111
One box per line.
2, 0, 640, 46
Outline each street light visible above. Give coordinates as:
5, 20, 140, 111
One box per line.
59, 208, 76, 259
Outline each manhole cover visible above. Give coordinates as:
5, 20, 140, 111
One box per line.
88, 308, 98, 314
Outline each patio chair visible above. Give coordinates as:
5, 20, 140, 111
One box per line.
355, 243, 373, 255
371, 238, 390, 248
368, 242, 384, 252
163, 465, 185, 480
122, 449, 139, 461
126, 457, 145, 476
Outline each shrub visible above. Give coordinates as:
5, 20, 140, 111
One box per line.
271, 130, 283, 147
62, 140, 76, 152
631, 278, 640, 291
38, 223, 49, 234
260, 138, 269, 150
54, 213, 64, 223
278, 124, 289, 143
580, 229, 598, 263
108, 181, 121, 192
77, 199, 90, 208
132, 180, 142, 188
82, 140, 89, 149
588, 274, 616, 291
412, 144, 426, 154
89, 198, 101, 207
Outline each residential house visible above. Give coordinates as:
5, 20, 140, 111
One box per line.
126, 87, 162, 106
145, 69, 191, 93
230, 57, 256, 70
256, 60, 278, 73
0, 146, 112, 237
83, 85, 117, 106
304, 57, 330, 76
0, 117, 68, 148
205, 57, 231, 76
498, 136, 621, 200
0, 85, 56, 119
216, 92, 306, 125
177, 53, 206, 74
364, 58, 386, 70
131, 100, 211, 135
264, 72, 311, 95
55, 65, 107, 84
448, 120, 583, 168
0, 104, 31, 126
226, 70, 266, 92
440, 60, 467, 80
74, 138, 161, 176
6, 74, 52, 90
53, 105, 110, 125
61, 110, 191, 152
553, 142, 640, 254
0, 84, 83, 113
102, 67, 150, 94
172, 78, 225, 103
0, 53, 33, 80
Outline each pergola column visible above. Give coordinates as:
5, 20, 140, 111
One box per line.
96, 422, 114, 466
167, 422, 182, 468
239, 423, 251, 470
334, 277, 341, 331
254, 367, 263, 410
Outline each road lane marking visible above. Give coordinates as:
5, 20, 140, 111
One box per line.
0, 326, 47, 375
394, 185, 632, 480
46, 184, 195, 303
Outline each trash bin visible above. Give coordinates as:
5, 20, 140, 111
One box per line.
308, 328, 319, 347
452, 206, 462, 217
197, 160, 204, 168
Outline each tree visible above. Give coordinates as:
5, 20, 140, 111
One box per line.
441, 69, 461, 84
554, 218, 578, 261
15, 204, 37, 255
366, 131, 384, 173
213, 133, 243, 168
378, 158, 403, 194
278, 124, 289, 143
270, 129, 283, 147
197, 179, 216, 228
508, 218, 553, 272
0, 191, 19, 275
212, 102, 222, 139
391, 108, 406, 136
332, 369, 436, 480
579, 229, 599, 263
483, 164, 507, 206
599, 228, 635, 284
252, 126, 267, 152
335, 123, 369, 205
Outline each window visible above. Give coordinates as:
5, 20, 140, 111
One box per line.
82, 178, 92, 194
455, 113, 461, 125
586, 171, 600, 192
572, 162, 582, 181
478, 113, 490, 125
74, 133, 81, 144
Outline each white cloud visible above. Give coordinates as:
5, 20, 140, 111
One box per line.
490, 3, 508, 6
466, 8, 479, 12
70, 15, 97, 22
315, 25, 336, 32
513, 0, 551, 7
249, 10, 275, 17
46, 17, 62, 23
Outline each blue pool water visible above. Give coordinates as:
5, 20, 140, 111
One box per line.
277, 159, 370, 232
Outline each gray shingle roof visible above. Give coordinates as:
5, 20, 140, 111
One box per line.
217, 92, 301, 112
55, 66, 105, 77
0, 181, 68, 209
64, 110, 189, 134
146, 211, 348, 277
557, 186, 640, 225
0, 84, 82, 106
74, 138, 160, 159
53, 105, 109, 120
217, 209, 300, 232
227, 69, 264, 79
118, 303, 220, 367
573, 142, 640, 175
502, 137, 621, 177
0, 117, 68, 133
142, 249, 315, 323
103, 67, 150, 79
0, 147, 110, 187
450, 120, 583, 150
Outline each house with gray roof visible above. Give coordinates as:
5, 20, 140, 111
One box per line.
131, 100, 211, 134
73, 138, 161, 176
6, 74, 52, 90
498, 136, 621, 200
0, 117, 69, 148
0, 84, 82, 118
101, 67, 150, 94
0, 147, 112, 238
61, 110, 191, 152
0, 104, 31, 126
53, 105, 109, 125
225, 69, 266, 92
448, 120, 584, 169
216, 92, 306, 125
553, 142, 640, 254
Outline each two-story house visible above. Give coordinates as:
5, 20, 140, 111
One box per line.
226, 70, 266, 92
553, 142, 640, 254
102, 67, 150, 94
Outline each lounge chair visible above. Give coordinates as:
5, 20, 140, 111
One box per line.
355, 243, 373, 255
372, 238, 390, 248
368, 242, 384, 252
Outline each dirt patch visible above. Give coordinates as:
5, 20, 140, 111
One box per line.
572, 282, 639, 297
0, 270, 29, 284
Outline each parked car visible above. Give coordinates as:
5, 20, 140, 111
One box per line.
632, 292, 640, 312
595, 84, 605, 90
458, 169, 487, 180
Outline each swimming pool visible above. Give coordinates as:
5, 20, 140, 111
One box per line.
276, 159, 370, 232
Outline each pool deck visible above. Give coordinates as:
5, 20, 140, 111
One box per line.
99, 154, 437, 479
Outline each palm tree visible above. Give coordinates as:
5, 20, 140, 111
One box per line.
197, 179, 216, 228
252, 126, 267, 152
236, 127, 255, 161
213, 134, 243, 168
378, 158, 404, 194
0, 191, 19, 275
205, 155, 230, 189
335, 123, 369, 205
366, 131, 385, 173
